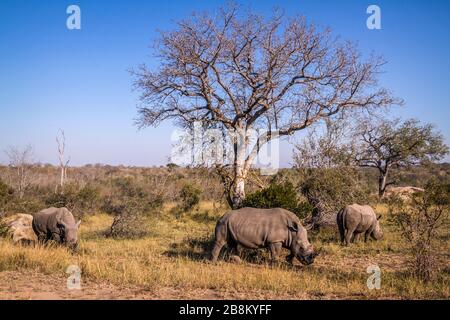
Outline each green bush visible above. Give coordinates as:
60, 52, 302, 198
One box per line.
102, 177, 164, 215
104, 177, 164, 238
0, 179, 14, 211
44, 183, 79, 210
423, 179, 450, 206
107, 205, 148, 239
179, 183, 201, 211
76, 184, 101, 213
44, 183, 100, 216
242, 182, 307, 219
389, 179, 450, 282
298, 167, 372, 226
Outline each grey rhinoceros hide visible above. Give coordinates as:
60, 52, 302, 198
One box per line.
337, 204, 383, 246
211, 207, 318, 265
32, 207, 81, 249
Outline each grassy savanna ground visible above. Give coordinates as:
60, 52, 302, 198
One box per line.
0, 202, 448, 299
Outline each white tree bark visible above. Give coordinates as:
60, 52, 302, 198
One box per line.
56, 130, 70, 191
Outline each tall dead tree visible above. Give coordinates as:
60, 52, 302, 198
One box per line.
133, 5, 400, 208
56, 129, 70, 190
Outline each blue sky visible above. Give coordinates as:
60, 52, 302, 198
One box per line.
0, 0, 449, 166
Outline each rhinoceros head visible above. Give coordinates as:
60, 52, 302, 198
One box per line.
288, 221, 318, 265
372, 215, 383, 240
59, 220, 81, 249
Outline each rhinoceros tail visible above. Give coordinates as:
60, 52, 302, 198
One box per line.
214, 219, 228, 244
336, 208, 345, 244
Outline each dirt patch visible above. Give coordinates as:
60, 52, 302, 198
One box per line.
0, 270, 349, 300
0, 271, 223, 300
0, 271, 314, 300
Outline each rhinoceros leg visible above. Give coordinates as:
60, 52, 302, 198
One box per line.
344, 227, 355, 246
229, 243, 243, 263
339, 230, 345, 244
211, 241, 225, 262
269, 242, 283, 264
51, 232, 62, 243
285, 254, 295, 264
364, 231, 370, 243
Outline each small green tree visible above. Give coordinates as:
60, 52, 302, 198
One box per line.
355, 119, 449, 197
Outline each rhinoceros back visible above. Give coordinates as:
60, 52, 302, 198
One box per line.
342, 204, 377, 232
217, 207, 299, 249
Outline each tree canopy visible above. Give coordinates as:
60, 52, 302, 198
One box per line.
132, 4, 400, 207
355, 118, 449, 196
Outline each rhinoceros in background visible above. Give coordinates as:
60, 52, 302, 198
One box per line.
384, 186, 425, 201
2, 213, 38, 245
337, 204, 383, 246
32, 207, 81, 249
211, 207, 318, 265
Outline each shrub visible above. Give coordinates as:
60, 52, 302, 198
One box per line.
298, 167, 371, 227
102, 177, 164, 215
44, 183, 100, 216
389, 179, 449, 282
75, 184, 101, 215
0, 179, 14, 212
179, 183, 201, 212
105, 177, 164, 239
44, 183, 79, 211
107, 205, 148, 239
0, 213, 8, 238
242, 182, 307, 219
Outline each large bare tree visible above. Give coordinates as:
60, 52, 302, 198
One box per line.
133, 5, 399, 208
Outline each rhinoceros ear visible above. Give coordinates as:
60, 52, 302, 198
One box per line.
287, 221, 298, 232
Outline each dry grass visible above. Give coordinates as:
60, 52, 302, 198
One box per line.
0, 201, 448, 299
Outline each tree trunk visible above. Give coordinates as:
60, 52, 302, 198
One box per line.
378, 171, 388, 198
230, 126, 248, 209
231, 174, 246, 209
60, 166, 65, 188
18, 166, 24, 199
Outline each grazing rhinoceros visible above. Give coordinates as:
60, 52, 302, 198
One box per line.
32, 207, 81, 249
336, 204, 383, 246
211, 207, 318, 265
